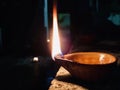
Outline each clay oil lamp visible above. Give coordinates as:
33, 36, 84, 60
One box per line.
55, 52, 117, 82
51, 0, 117, 82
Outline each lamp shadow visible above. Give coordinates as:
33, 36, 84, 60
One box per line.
55, 67, 120, 90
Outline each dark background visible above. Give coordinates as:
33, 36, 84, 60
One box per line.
0, 0, 48, 57
0, 0, 120, 90
48, 0, 120, 52
0, 0, 120, 56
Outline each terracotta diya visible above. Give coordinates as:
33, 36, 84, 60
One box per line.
55, 52, 117, 82
51, 2, 117, 83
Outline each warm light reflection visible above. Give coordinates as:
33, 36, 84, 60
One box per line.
47, 39, 50, 43
51, 1, 62, 60
99, 54, 104, 64
33, 57, 39, 62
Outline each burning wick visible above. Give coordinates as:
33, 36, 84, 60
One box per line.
55, 54, 73, 62
99, 54, 104, 64
33, 57, 39, 62
55, 54, 64, 59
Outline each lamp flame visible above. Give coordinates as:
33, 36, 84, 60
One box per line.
51, 1, 62, 60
